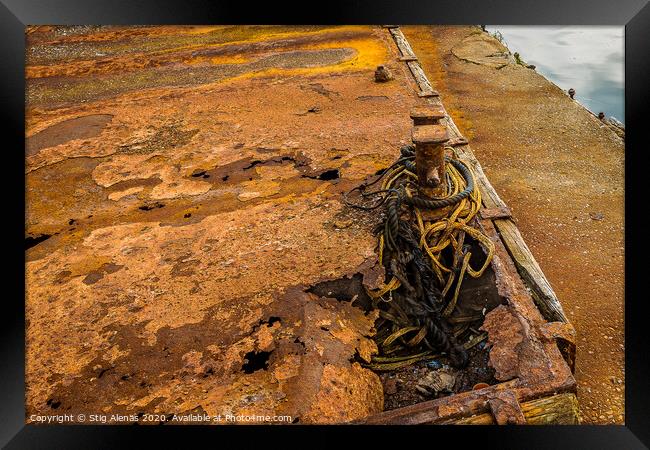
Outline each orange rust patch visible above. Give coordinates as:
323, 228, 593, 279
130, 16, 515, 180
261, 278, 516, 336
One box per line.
25, 25, 415, 423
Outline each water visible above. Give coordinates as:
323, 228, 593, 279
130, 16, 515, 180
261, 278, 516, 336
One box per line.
485, 26, 624, 124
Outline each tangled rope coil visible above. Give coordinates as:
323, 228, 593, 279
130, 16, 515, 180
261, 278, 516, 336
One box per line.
344, 144, 495, 371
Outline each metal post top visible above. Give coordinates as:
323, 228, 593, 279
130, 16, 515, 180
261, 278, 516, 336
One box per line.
412, 124, 449, 144
409, 105, 446, 121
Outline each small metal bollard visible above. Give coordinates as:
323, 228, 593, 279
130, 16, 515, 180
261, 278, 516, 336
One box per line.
409, 106, 446, 126
411, 124, 449, 198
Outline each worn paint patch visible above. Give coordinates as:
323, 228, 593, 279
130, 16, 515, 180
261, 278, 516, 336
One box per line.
26, 114, 113, 156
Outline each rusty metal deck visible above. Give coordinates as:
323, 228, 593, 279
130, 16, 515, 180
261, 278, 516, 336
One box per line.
25, 26, 576, 425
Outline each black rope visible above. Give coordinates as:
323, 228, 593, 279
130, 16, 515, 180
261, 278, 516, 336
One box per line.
402, 158, 474, 209
343, 146, 478, 369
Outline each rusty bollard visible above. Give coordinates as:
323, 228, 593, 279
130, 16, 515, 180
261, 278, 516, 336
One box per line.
411, 124, 449, 199
409, 105, 446, 126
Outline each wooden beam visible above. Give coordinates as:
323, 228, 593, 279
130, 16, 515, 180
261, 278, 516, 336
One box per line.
389, 27, 438, 96
389, 27, 416, 57
407, 61, 436, 95
493, 218, 568, 323
448, 393, 580, 425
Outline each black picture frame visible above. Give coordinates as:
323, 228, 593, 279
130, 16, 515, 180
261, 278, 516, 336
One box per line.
3, 0, 648, 448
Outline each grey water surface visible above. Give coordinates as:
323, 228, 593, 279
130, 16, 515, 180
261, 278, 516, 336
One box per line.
485, 26, 624, 124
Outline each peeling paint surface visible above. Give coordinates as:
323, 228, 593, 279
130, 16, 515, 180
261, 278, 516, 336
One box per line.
25, 25, 418, 423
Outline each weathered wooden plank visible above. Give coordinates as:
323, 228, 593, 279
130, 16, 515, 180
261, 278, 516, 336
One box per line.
493, 218, 568, 323
448, 393, 580, 425
389, 27, 416, 57
390, 28, 437, 96
406, 60, 436, 95
442, 114, 464, 140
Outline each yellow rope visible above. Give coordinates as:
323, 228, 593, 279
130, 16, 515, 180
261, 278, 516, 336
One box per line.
366, 151, 495, 359
367, 276, 401, 299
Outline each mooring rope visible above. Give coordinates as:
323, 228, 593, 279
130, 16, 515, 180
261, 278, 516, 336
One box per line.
345, 144, 495, 371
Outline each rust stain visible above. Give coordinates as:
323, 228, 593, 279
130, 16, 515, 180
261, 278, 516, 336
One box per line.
25, 25, 412, 423
480, 305, 524, 381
